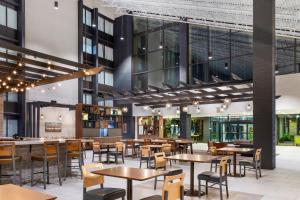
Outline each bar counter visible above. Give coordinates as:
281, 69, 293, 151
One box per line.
0, 139, 90, 184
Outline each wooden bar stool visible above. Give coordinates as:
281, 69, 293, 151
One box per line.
64, 139, 83, 180
31, 141, 62, 189
0, 142, 22, 185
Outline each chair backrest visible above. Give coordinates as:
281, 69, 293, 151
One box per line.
208, 146, 217, 156
92, 142, 101, 152
144, 138, 152, 145
162, 173, 185, 200
66, 139, 81, 152
82, 163, 104, 189
115, 142, 124, 152
0, 142, 15, 157
44, 141, 59, 156
167, 139, 176, 150
219, 156, 229, 176
255, 148, 262, 162
127, 139, 134, 146
162, 144, 172, 154
154, 152, 166, 169
208, 141, 214, 149
140, 145, 151, 157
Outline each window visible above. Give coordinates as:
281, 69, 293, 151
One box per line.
98, 71, 104, 84
3, 117, 18, 137
7, 7, 17, 29
105, 46, 113, 61
0, 5, 17, 30
98, 16, 104, 32
6, 92, 18, 102
105, 100, 113, 107
0, 5, 6, 26
83, 8, 92, 26
83, 93, 92, 104
98, 43, 104, 58
104, 20, 113, 35
83, 76, 92, 82
105, 72, 114, 86
83, 37, 93, 54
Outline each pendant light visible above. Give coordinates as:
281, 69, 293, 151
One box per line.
159, 20, 163, 49
120, 16, 124, 40
92, 9, 97, 28
54, 1, 59, 10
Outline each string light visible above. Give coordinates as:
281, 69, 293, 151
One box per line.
43, 74, 46, 78
13, 70, 17, 74
166, 103, 172, 108
18, 62, 22, 67
7, 77, 11, 81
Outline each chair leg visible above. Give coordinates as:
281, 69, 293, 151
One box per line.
31, 161, 34, 187
122, 154, 125, 164
259, 166, 262, 177
115, 155, 118, 164
79, 155, 83, 179
154, 177, 157, 190
64, 154, 68, 180
210, 162, 213, 171
205, 181, 208, 194
215, 163, 218, 172
47, 161, 50, 184
140, 159, 142, 168
92, 152, 94, 162
198, 179, 202, 198
255, 167, 258, 180
219, 182, 223, 200
239, 164, 242, 177
43, 160, 47, 189
12, 159, 16, 184
19, 162, 22, 186
225, 178, 229, 198
57, 157, 62, 186
244, 165, 246, 176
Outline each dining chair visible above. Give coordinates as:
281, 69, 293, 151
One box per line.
107, 142, 124, 164
239, 148, 262, 179
161, 144, 172, 166
82, 163, 125, 200
92, 142, 108, 162
154, 152, 167, 190
198, 156, 229, 200
64, 139, 83, 180
140, 173, 185, 200
0, 142, 22, 185
139, 145, 154, 168
209, 146, 231, 174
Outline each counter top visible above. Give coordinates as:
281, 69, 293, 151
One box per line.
2, 138, 94, 146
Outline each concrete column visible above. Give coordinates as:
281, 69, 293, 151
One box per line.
179, 23, 189, 84
253, 0, 276, 169
180, 107, 191, 139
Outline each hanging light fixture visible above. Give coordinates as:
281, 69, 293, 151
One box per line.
225, 62, 229, 70
166, 103, 172, 108
54, 1, 59, 10
122, 107, 128, 113
208, 51, 213, 60
92, 9, 97, 28
176, 108, 180, 114
182, 106, 188, 112
158, 20, 163, 49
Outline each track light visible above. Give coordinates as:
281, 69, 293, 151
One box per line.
54, 1, 58, 10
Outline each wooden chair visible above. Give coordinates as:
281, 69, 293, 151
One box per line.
92, 142, 108, 162
141, 173, 185, 200
107, 142, 124, 164
154, 152, 167, 190
209, 146, 231, 174
144, 138, 152, 145
31, 141, 62, 189
0, 142, 22, 185
139, 145, 154, 168
125, 139, 138, 157
161, 144, 172, 166
198, 156, 229, 200
82, 163, 125, 200
64, 139, 83, 180
239, 148, 262, 179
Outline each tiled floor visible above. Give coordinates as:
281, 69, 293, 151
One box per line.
25, 144, 300, 200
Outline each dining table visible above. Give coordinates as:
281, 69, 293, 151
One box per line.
0, 184, 57, 200
92, 166, 167, 200
217, 147, 254, 177
166, 154, 218, 197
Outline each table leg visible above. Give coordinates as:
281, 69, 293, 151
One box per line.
127, 179, 132, 200
184, 161, 203, 196
190, 144, 193, 154
233, 152, 237, 176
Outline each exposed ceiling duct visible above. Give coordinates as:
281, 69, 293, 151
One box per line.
97, 0, 300, 38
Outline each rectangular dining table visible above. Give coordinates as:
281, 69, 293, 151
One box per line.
92, 166, 167, 200
0, 184, 56, 200
217, 147, 254, 177
166, 154, 218, 197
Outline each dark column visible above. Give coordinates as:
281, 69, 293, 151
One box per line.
253, 0, 276, 169
92, 8, 99, 104
114, 15, 135, 138
180, 107, 191, 139
179, 23, 189, 84
78, 0, 84, 103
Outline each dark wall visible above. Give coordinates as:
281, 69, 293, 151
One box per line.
180, 109, 191, 139
114, 15, 135, 138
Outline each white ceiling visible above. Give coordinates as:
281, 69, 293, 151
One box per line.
96, 0, 300, 38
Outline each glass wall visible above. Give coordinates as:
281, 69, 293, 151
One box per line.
0, 3, 17, 30
133, 17, 180, 90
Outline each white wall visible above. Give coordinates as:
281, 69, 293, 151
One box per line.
39, 107, 75, 138
25, 0, 78, 105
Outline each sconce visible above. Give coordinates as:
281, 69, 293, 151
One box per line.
40, 114, 44, 120
58, 114, 62, 121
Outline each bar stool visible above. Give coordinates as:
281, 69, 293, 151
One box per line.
64, 139, 83, 180
0, 142, 22, 185
31, 141, 62, 189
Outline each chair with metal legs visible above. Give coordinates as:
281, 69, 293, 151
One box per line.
31, 141, 62, 189
64, 139, 83, 180
239, 148, 262, 179
139, 145, 153, 168
0, 142, 22, 186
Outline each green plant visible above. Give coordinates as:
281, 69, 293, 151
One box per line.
279, 133, 293, 143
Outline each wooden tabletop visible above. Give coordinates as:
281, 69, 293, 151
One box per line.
166, 154, 218, 163
92, 166, 167, 181
218, 147, 254, 153
148, 144, 163, 148
0, 184, 56, 200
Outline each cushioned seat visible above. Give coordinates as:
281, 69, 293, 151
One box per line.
239, 160, 254, 166
83, 188, 126, 200
198, 171, 226, 182
140, 195, 162, 200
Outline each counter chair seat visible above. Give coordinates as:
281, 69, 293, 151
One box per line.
31, 141, 62, 189
82, 163, 125, 200
0, 142, 22, 186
